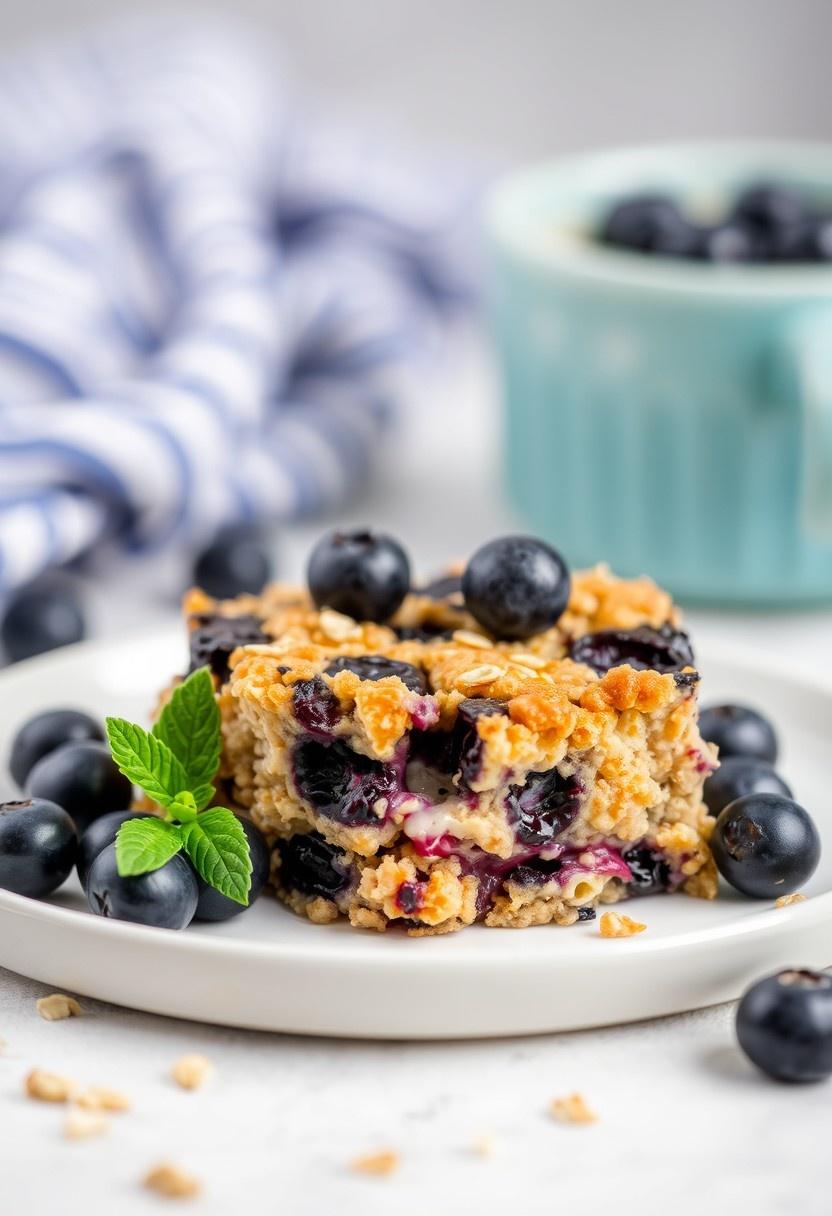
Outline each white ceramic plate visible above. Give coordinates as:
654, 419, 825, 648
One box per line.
0, 631, 829, 1039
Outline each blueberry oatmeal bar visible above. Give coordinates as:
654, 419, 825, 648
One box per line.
175, 532, 717, 935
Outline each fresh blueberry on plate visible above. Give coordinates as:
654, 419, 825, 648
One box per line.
76, 809, 154, 888
703, 756, 792, 818
699, 703, 778, 764
85, 843, 198, 930
710, 793, 820, 898
0, 798, 77, 898
736, 969, 832, 1083
26, 741, 133, 834
192, 523, 273, 599
600, 195, 693, 254
1, 582, 85, 663
193, 815, 270, 922
307, 529, 410, 623
9, 708, 104, 789
462, 535, 570, 640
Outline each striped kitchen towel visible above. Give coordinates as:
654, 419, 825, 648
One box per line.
0, 14, 480, 596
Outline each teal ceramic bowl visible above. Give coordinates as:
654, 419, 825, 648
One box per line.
487, 141, 832, 605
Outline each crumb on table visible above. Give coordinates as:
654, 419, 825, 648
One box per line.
171, 1054, 214, 1091
599, 911, 647, 938
549, 1092, 598, 1125
64, 1110, 109, 1141
25, 1068, 75, 1103
36, 994, 83, 1021
349, 1149, 399, 1177
76, 1086, 131, 1113
143, 1162, 202, 1200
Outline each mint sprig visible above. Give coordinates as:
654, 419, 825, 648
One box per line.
105, 667, 253, 907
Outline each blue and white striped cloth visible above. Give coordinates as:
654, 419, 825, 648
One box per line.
0, 15, 480, 596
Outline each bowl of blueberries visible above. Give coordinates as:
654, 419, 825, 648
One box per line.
487, 141, 832, 605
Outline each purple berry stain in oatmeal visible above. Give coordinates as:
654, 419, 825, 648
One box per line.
292, 676, 341, 739
292, 738, 408, 826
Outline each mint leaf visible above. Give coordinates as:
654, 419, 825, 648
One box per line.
153, 667, 220, 810
105, 718, 189, 810
167, 790, 199, 823
115, 818, 183, 877
181, 809, 252, 906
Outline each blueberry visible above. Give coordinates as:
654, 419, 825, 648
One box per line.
307, 529, 410, 623
292, 738, 402, 826
86, 844, 197, 929
600, 195, 694, 254
9, 708, 104, 789
699, 703, 778, 764
736, 969, 832, 1083
506, 766, 584, 848
451, 698, 507, 786
462, 536, 570, 640
622, 845, 671, 894
419, 573, 462, 600
569, 624, 694, 675
703, 756, 792, 818
292, 676, 341, 739
0, 798, 77, 898
711, 793, 820, 898
732, 183, 807, 239
393, 623, 453, 643
26, 741, 133, 834
1, 582, 85, 663
769, 214, 832, 262
277, 832, 351, 899
698, 222, 757, 263
188, 612, 268, 681
193, 815, 270, 921
77, 809, 153, 887
192, 524, 273, 600
325, 655, 428, 695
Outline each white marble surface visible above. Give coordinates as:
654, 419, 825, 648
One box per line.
2, 335, 832, 1214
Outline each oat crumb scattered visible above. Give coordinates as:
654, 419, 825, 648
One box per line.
775, 892, 806, 908
144, 1162, 202, 1200
549, 1093, 598, 1125
25, 1068, 75, 1103
472, 1133, 496, 1158
36, 994, 83, 1021
76, 1086, 131, 1113
599, 911, 647, 938
349, 1149, 399, 1177
64, 1110, 109, 1140
171, 1054, 214, 1091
